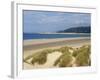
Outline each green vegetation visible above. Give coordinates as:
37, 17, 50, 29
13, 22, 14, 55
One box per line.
24, 45, 91, 67
31, 52, 47, 65
58, 46, 73, 53
54, 52, 72, 67
31, 49, 54, 65
72, 48, 79, 57
75, 45, 91, 66
54, 46, 73, 67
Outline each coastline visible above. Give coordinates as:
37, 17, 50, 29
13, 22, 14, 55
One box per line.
23, 37, 90, 51
24, 37, 90, 46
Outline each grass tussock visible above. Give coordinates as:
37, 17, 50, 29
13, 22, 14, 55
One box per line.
75, 45, 91, 66
31, 49, 54, 65
54, 52, 72, 67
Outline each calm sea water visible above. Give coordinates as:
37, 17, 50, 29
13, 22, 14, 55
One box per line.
23, 33, 90, 40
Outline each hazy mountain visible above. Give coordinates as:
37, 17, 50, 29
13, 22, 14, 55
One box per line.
57, 26, 91, 33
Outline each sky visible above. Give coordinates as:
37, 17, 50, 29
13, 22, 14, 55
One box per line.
23, 10, 91, 33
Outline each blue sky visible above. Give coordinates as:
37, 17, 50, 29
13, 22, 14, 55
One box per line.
23, 10, 91, 33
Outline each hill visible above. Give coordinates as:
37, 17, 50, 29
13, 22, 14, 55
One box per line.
57, 26, 91, 33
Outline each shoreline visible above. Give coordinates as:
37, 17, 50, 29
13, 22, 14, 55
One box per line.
24, 37, 90, 46
23, 37, 90, 51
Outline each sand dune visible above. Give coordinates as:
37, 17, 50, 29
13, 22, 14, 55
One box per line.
24, 51, 62, 69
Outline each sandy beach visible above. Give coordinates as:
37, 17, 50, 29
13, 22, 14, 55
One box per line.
23, 37, 90, 69
23, 37, 90, 50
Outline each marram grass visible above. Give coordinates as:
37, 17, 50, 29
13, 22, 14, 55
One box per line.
75, 45, 91, 66
24, 45, 91, 67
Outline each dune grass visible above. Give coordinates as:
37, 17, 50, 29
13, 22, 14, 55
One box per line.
30, 49, 54, 65
54, 46, 73, 67
75, 45, 91, 66
24, 45, 91, 67
54, 52, 72, 67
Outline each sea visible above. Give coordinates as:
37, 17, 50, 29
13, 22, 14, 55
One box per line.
23, 33, 90, 40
